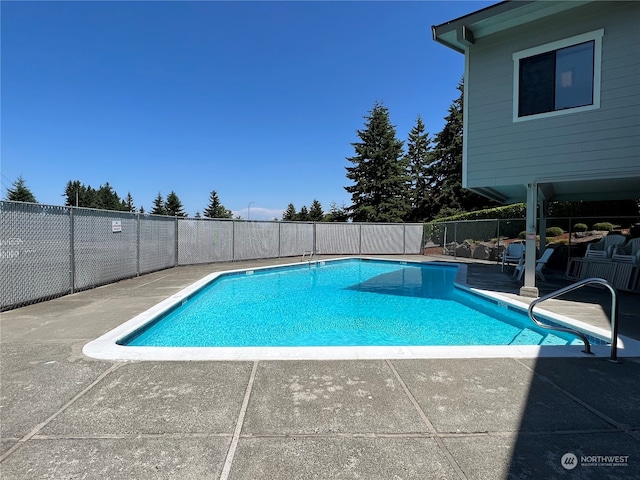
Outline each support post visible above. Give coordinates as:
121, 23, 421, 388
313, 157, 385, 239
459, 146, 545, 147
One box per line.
520, 183, 539, 297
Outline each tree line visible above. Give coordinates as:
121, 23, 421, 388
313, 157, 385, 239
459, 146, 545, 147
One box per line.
4, 81, 477, 222
5, 80, 638, 222
4, 176, 231, 219
345, 81, 498, 223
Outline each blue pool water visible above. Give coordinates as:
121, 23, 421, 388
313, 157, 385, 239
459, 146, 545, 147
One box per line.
121, 259, 593, 348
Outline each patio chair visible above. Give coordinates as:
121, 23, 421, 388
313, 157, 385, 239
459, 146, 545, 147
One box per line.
611, 238, 640, 264
584, 234, 626, 259
501, 242, 524, 272
514, 247, 555, 281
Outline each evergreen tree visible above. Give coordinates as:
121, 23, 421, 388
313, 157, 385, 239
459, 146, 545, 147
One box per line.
429, 80, 497, 219
95, 182, 123, 211
164, 191, 187, 217
123, 192, 136, 212
64, 180, 89, 207
308, 199, 324, 221
282, 203, 297, 221
325, 201, 349, 222
63, 180, 130, 211
151, 192, 166, 215
404, 116, 434, 221
6, 176, 37, 203
345, 102, 409, 222
203, 190, 232, 218
297, 206, 309, 221
139, 206, 145, 214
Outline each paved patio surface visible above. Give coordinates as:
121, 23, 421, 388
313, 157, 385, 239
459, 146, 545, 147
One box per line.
1, 255, 639, 479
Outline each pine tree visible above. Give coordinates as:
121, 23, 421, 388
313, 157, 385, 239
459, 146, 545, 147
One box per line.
297, 206, 309, 221
95, 182, 123, 211
345, 102, 409, 222
429, 80, 497, 218
203, 190, 232, 218
308, 200, 324, 221
123, 192, 136, 212
64, 180, 87, 207
6, 176, 37, 203
282, 203, 297, 221
151, 192, 166, 215
404, 116, 434, 221
63, 180, 130, 211
326, 202, 349, 222
164, 191, 187, 217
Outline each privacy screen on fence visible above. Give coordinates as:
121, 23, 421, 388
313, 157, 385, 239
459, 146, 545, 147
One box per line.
1, 201, 424, 309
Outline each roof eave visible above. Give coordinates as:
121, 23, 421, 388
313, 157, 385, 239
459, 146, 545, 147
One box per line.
432, 0, 592, 53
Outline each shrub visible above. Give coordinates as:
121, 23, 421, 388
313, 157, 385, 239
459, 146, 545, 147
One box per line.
592, 222, 615, 232
573, 223, 588, 232
545, 226, 564, 237
433, 203, 527, 222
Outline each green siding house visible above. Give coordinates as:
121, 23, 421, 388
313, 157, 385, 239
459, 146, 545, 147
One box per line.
433, 0, 640, 296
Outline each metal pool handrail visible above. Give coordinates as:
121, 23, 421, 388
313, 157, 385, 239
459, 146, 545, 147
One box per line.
527, 277, 620, 362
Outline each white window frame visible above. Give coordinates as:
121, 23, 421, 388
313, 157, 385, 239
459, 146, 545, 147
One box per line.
512, 29, 604, 122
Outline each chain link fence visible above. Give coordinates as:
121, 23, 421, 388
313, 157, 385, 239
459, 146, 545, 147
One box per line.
424, 216, 640, 270
1, 201, 425, 310
4, 200, 637, 309
1, 203, 71, 308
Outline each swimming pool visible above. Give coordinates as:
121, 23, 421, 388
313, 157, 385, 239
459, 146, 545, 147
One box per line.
83, 257, 636, 361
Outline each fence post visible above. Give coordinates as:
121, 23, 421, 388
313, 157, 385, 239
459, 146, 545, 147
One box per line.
69, 207, 75, 294
358, 224, 362, 255
174, 217, 179, 267
403, 224, 406, 255
232, 219, 236, 262
278, 221, 282, 258
567, 216, 573, 274
313, 222, 317, 255
454, 222, 458, 259
136, 213, 141, 276
496, 219, 500, 264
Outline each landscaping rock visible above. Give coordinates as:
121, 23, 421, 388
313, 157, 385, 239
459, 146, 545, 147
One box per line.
472, 244, 490, 260
455, 243, 472, 258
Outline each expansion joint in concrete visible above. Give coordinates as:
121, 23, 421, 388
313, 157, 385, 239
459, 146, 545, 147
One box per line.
0, 361, 124, 464
386, 359, 469, 480
219, 360, 258, 480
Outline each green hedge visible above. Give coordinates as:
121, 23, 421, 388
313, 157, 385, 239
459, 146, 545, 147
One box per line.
433, 204, 527, 222
546, 226, 564, 237
592, 222, 615, 232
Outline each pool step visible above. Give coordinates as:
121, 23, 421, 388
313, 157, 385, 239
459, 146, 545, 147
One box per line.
540, 334, 571, 346
510, 328, 544, 345
511, 328, 572, 346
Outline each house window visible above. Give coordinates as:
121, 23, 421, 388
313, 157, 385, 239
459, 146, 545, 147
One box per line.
513, 29, 603, 121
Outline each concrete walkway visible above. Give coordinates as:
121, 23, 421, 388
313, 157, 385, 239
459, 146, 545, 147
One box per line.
1, 256, 639, 479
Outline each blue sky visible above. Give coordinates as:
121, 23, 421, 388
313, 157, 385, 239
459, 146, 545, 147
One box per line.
1, 1, 496, 220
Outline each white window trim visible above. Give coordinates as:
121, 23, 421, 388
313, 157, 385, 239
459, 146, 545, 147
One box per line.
512, 29, 604, 123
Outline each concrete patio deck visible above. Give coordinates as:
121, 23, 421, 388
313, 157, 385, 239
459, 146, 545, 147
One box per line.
1, 255, 639, 479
